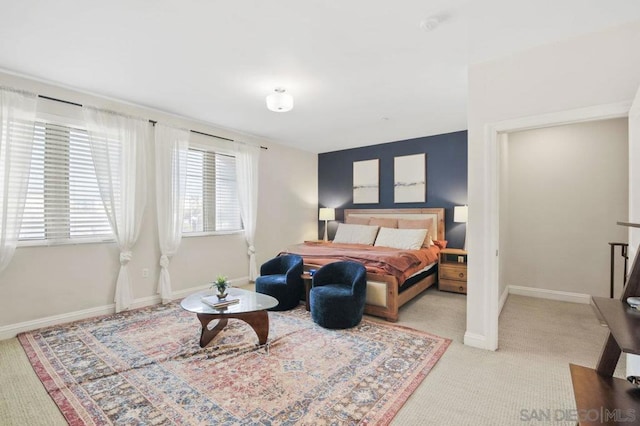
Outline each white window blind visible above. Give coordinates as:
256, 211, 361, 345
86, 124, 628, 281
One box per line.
20, 121, 112, 243
183, 148, 242, 234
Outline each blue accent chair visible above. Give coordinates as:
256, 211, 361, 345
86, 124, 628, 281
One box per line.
255, 254, 304, 311
310, 261, 367, 329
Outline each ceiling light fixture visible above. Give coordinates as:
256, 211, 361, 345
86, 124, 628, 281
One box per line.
266, 88, 294, 112
419, 16, 440, 32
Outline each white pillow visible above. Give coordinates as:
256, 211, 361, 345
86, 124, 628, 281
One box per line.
374, 227, 428, 250
332, 223, 379, 245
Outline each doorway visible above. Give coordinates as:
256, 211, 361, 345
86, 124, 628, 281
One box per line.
498, 118, 628, 307
470, 101, 631, 350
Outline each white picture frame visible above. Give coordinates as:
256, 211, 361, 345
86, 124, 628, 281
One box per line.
394, 154, 426, 203
353, 159, 379, 204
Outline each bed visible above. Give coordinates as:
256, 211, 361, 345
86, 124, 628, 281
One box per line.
282, 208, 445, 322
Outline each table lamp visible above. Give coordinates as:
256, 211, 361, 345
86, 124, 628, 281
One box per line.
454, 205, 468, 250
319, 208, 335, 241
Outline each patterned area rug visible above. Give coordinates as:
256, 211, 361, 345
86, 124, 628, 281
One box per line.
19, 302, 450, 425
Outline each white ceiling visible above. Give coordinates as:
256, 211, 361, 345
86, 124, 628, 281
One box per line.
1, 1, 639, 153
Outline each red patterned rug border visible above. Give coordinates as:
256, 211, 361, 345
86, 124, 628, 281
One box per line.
18, 333, 86, 425
379, 334, 451, 424
359, 318, 452, 424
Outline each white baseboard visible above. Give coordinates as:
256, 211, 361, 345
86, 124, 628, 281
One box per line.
464, 331, 496, 350
0, 304, 116, 341
499, 286, 509, 314
0, 276, 250, 341
508, 285, 591, 304
462, 285, 590, 352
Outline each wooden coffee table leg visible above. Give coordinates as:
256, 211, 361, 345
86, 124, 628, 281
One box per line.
238, 310, 270, 345
197, 314, 228, 348
195, 310, 270, 348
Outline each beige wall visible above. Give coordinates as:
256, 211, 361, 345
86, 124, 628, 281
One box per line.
501, 119, 628, 298
0, 71, 318, 331
467, 20, 640, 349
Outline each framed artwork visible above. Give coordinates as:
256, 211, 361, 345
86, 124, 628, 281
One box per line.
394, 153, 426, 203
353, 159, 379, 204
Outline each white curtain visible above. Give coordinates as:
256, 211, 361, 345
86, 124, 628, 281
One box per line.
155, 124, 189, 303
0, 89, 37, 273
83, 107, 149, 313
235, 143, 260, 281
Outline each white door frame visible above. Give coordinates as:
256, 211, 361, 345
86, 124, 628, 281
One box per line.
473, 101, 631, 351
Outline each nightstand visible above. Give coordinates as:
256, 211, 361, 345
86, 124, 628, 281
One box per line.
438, 248, 467, 294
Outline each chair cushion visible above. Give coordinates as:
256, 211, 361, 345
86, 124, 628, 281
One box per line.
310, 284, 365, 329
311, 284, 352, 299
255, 274, 300, 311
255, 274, 287, 290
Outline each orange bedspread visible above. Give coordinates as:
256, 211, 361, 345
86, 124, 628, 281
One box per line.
281, 242, 440, 284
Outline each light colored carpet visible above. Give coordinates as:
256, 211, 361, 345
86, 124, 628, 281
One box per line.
0, 287, 622, 425
392, 289, 623, 426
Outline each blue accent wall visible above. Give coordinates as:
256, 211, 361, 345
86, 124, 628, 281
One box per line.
318, 130, 468, 249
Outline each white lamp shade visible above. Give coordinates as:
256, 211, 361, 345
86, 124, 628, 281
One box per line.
454, 205, 468, 223
319, 208, 335, 221
266, 89, 293, 112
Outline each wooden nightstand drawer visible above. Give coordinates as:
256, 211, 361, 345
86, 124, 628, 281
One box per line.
440, 266, 466, 281
438, 248, 467, 295
439, 279, 467, 294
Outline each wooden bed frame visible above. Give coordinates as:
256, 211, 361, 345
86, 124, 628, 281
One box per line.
304, 208, 445, 322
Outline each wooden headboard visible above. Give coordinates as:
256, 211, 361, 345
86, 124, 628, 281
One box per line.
344, 208, 445, 241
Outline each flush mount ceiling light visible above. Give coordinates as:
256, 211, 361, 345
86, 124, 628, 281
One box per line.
266, 88, 294, 112
419, 16, 441, 32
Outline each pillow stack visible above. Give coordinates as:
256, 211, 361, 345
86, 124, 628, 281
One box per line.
332, 224, 379, 245
397, 218, 433, 248
333, 216, 436, 250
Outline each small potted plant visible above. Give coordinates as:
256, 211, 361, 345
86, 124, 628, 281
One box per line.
212, 275, 229, 300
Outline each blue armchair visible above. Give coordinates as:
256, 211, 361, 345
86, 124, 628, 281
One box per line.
310, 261, 367, 329
255, 254, 304, 311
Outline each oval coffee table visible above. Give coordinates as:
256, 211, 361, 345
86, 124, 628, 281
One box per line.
181, 287, 278, 348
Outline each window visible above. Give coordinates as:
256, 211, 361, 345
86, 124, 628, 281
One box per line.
183, 148, 242, 234
19, 121, 112, 243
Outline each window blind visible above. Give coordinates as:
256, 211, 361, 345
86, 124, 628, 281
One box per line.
20, 121, 112, 242
183, 148, 242, 234
215, 153, 242, 231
